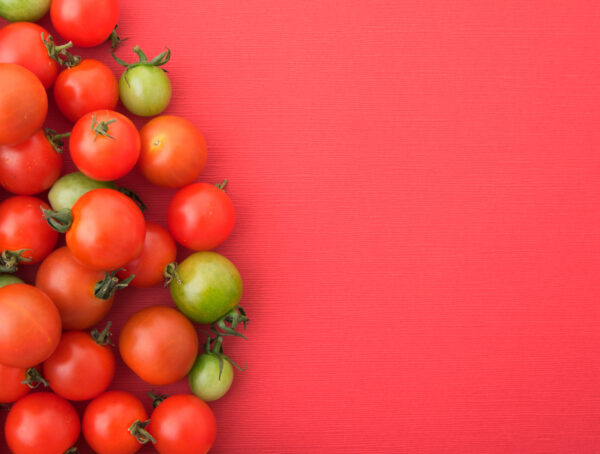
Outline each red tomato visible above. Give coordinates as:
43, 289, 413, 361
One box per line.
0, 196, 58, 266
168, 182, 236, 250
0, 363, 30, 403
54, 59, 119, 122
5, 392, 80, 454
139, 115, 207, 188
0, 23, 59, 89
51, 0, 118, 47
70, 110, 141, 181
0, 284, 61, 368
148, 394, 216, 454
117, 222, 177, 287
66, 188, 146, 270
43, 329, 115, 401
83, 391, 152, 454
119, 306, 199, 385
36, 247, 115, 330
0, 63, 47, 146
0, 129, 63, 195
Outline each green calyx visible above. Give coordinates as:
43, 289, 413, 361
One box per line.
117, 187, 147, 212
128, 419, 157, 444
109, 24, 128, 50
205, 334, 245, 380
22, 368, 49, 389
215, 179, 228, 191
111, 45, 171, 85
41, 33, 80, 68
64, 448, 79, 454
147, 390, 168, 408
211, 306, 250, 339
90, 321, 114, 346
41, 207, 73, 233
91, 113, 116, 140
94, 271, 135, 300
0, 249, 32, 273
45, 129, 71, 154
163, 262, 182, 287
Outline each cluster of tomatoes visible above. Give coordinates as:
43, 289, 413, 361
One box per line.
0, 0, 247, 453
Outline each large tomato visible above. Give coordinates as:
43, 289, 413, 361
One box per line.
51, 0, 118, 47
0, 129, 63, 195
0, 284, 61, 368
5, 392, 80, 454
119, 305, 199, 385
54, 59, 119, 122
117, 222, 177, 287
148, 394, 216, 454
139, 115, 207, 188
0, 63, 47, 146
70, 109, 141, 181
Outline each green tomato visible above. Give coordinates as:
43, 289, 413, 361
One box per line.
0, 274, 23, 288
48, 172, 116, 211
169, 251, 243, 324
119, 66, 172, 117
0, 0, 50, 21
188, 353, 234, 401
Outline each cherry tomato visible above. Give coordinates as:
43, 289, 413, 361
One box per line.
0, 363, 30, 403
0, 284, 61, 368
36, 247, 118, 330
51, 0, 118, 47
43, 328, 115, 401
189, 353, 234, 402
117, 222, 177, 287
5, 392, 80, 454
0, 0, 51, 22
63, 188, 145, 271
119, 306, 199, 385
148, 394, 216, 454
138, 115, 207, 188
83, 391, 152, 454
0, 273, 23, 288
0, 129, 63, 195
70, 109, 141, 181
0, 63, 47, 146
48, 171, 117, 211
169, 252, 242, 324
0, 22, 60, 89
54, 59, 119, 122
168, 182, 235, 251
0, 196, 58, 268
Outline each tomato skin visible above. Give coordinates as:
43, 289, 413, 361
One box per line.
0, 284, 61, 368
0, 363, 30, 403
139, 115, 207, 188
148, 394, 216, 454
168, 183, 235, 251
36, 247, 114, 330
119, 306, 199, 385
83, 391, 149, 454
0, 129, 62, 195
48, 171, 117, 211
188, 353, 234, 401
67, 188, 146, 271
0, 22, 59, 89
119, 65, 171, 117
54, 59, 119, 122
70, 109, 141, 181
117, 222, 177, 287
5, 392, 80, 454
43, 330, 115, 401
0, 196, 58, 263
51, 0, 118, 47
170, 252, 243, 324
0, 0, 51, 22
0, 63, 47, 146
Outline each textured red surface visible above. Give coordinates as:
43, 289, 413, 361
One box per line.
2, 0, 600, 452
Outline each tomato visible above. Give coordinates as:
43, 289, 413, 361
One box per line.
117, 222, 177, 288
0, 129, 63, 195
113, 46, 172, 116
0, 0, 50, 22
43, 327, 115, 401
54, 59, 119, 122
44, 188, 145, 271
0, 284, 61, 368
119, 306, 199, 385
48, 171, 117, 211
0, 63, 47, 146
138, 115, 207, 188
70, 109, 141, 181
0, 23, 59, 89
51, 0, 118, 47
0, 196, 58, 269
5, 392, 80, 454
0, 364, 30, 403
189, 353, 234, 402
0, 273, 23, 288
168, 182, 235, 251
148, 394, 216, 454
169, 252, 242, 324
83, 391, 153, 454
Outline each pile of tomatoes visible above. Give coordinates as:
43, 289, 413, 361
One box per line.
0, 1, 248, 453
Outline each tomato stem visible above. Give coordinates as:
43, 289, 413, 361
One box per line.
40, 32, 81, 68
111, 45, 171, 86
163, 262, 182, 287
45, 128, 71, 154
109, 24, 128, 50
117, 187, 147, 212
211, 306, 249, 339
0, 249, 32, 273
215, 179, 228, 191
205, 334, 246, 378
91, 321, 114, 346
128, 419, 157, 444
22, 368, 49, 389
41, 207, 73, 233
148, 390, 168, 408
91, 114, 116, 141
94, 271, 135, 300
64, 448, 79, 454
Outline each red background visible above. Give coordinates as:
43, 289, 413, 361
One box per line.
3, 0, 600, 452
